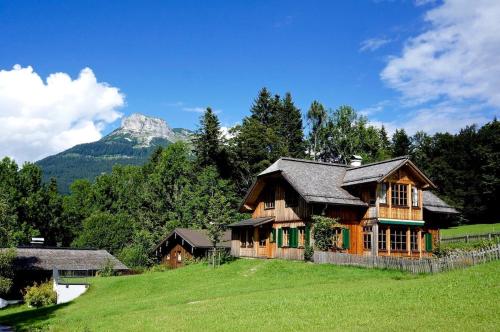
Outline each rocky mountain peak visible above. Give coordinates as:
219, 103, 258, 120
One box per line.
109, 113, 190, 147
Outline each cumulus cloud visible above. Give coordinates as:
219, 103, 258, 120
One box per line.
0, 65, 124, 163
381, 0, 500, 108
359, 37, 391, 52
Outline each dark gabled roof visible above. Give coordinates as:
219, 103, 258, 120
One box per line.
255, 158, 367, 207
423, 191, 459, 214
154, 228, 231, 251
228, 217, 274, 227
6, 247, 128, 271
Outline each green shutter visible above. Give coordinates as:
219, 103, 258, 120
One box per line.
342, 228, 350, 250
305, 224, 311, 246
292, 228, 298, 248
271, 228, 276, 243
278, 228, 283, 248
425, 233, 432, 252
288, 228, 293, 247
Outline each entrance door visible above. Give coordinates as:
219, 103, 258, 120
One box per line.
257, 226, 270, 258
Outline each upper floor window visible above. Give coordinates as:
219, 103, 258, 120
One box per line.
412, 187, 419, 207
285, 188, 298, 208
264, 187, 275, 210
379, 183, 387, 204
369, 189, 376, 206
391, 184, 408, 206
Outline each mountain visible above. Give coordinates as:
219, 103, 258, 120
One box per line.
37, 113, 193, 194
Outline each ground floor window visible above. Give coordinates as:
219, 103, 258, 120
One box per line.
332, 228, 342, 248
240, 228, 253, 248
298, 227, 305, 247
410, 229, 419, 251
363, 226, 372, 250
259, 227, 267, 247
378, 226, 387, 250
390, 227, 407, 252
282, 227, 290, 247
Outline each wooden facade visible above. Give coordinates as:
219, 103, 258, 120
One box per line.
232, 162, 442, 260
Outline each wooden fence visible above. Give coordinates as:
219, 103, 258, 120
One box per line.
313, 244, 500, 274
440, 232, 500, 243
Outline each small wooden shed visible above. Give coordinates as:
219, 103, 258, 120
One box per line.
154, 228, 231, 268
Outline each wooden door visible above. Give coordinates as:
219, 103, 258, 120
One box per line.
257, 226, 270, 258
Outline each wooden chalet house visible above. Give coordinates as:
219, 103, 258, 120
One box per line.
229, 156, 458, 260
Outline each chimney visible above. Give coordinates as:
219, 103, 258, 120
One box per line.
31, 237, 45, 246
350, 155, 363, 167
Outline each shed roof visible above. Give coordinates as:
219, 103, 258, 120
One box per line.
228, 217, 274, 227
255, 158, 367, 207
154, 228, 231, 251
7, 247, 128, 271
423, 191, 459, 214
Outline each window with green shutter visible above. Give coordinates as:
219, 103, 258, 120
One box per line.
305, 224, 311, 246
278, 228, 283, 248
425, 233, 432, 252
291, 228, 299, 248
342, 228, 350, 250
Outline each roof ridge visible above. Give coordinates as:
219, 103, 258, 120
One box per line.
345, 155, 409, 171
279, 157, 348, 167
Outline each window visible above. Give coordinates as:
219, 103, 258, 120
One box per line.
264, 187, 275, 209
390, 227, 407, 251
369, 189, 376, 206
298, 227, 305, 247
259, 227, 267, 247
378, 227, 387, 250
177, 251, 182, 262
331, 228, 342, 248
412, 187, 419, 207
240, 228, 253, 248
282, 227, 290, 247
379, 183, 387, 204
363, 226, 372, 250
391, 184, 408, 206
285, 190, 298, 208
410, 229, 419, 251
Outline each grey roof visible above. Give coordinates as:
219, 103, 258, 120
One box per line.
155, 228, 231, 251
423, 191, 459, 214
342, 156, 409, 186
229, 217, 274, 227
259, 158, 367, 207
6, 248, 128, 271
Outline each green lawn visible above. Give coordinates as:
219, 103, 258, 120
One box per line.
441, 222, 500, 237
1, 259, 499, 331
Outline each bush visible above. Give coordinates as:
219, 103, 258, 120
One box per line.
118, 244, 150, 269
304, 245, 314, 262
312, 215, 342, 251
24, 281, 56, 307
97, 259, 116, 277
0, 248, 16, 297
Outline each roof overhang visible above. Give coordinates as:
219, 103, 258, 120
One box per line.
228, 217, 274, 228
378, 218, 425, 226
424, 206, 459, 214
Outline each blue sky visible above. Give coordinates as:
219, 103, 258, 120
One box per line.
1, 0, 499, 162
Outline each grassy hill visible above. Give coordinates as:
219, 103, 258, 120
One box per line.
1, 259, 499, 331
441, 222, 500, 237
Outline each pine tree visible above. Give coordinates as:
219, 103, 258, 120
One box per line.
392, 129, 411, 157
278, 92, 305, 158
250, 87, 273, 126
193, 107, 222, 168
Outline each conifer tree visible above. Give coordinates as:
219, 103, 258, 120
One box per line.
392, 129, 411, 157
278, 92, 305, 158
307, 101, 327, 160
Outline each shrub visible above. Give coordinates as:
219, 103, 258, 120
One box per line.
24, 281, 56, 307
118, 244, 150, 269
97, 259, 116, 277
0, 248, 16, 297
312, 215, 342, 251
304, 245, 314, 262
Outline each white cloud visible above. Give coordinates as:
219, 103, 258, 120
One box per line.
381, 0, 500, 108
183, 106, 222, 114
414, 0, 437, 6
0, 65, 124, 163
359, 37, 391, 52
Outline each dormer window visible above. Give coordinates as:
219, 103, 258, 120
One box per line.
264, 187, 275, 210
391, 184, 408, 206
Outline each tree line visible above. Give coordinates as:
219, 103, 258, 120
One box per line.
1, 87, 498, 267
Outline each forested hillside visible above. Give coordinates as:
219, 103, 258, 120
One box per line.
1, 88, 498, 269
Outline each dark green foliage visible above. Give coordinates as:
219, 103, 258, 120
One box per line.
73, 212, 134, 254
304, 245, 314, 262
0, 248, 16, 296
311, 215, 341, 251
307, 101, 327, 160
392, 129, 411, 157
